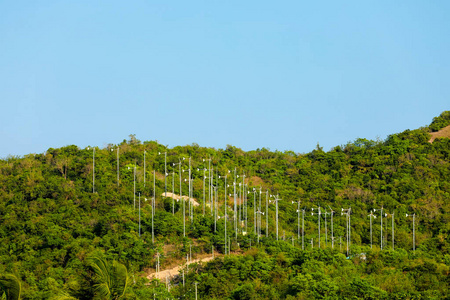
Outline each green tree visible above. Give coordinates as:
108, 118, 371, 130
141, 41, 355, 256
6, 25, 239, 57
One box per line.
87, 257, 129, 300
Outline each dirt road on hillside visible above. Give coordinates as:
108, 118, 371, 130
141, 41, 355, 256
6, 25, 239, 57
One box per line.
147, 255, 216, 281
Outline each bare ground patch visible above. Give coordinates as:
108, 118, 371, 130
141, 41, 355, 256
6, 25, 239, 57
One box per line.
429, 124, 450, 143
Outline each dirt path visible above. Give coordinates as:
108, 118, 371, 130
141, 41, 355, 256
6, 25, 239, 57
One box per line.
147, 255, 216, 281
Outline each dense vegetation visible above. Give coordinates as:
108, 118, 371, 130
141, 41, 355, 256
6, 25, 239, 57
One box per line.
1, 113, 449, 299
179, 242, 448, 299
429, 111, 450, 132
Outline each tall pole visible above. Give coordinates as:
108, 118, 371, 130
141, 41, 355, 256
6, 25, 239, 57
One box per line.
172, 171, 175, 214
292, 200, 300, 241
153, 170, 155, 243
349, 209, 352, 253
133, 164, 136, 210
302, 209, 305, 250
189, 164, 192, 222
210, 165, 213, 216
214, 186, 217, 232
371, 212, 373, 248
392, 212, 394, 250
276, 196, 278, 240
244, 185, 247, 233
224, 175, 227, 255
253, 190, 257, 234
157, 253, 160, 278
381, 207, 383, 250
342, 208, 351, 256
153, 170, 155, 217
413, 213, 415, 253
178, 162, 184, 237
195, 282, 198, 300
347, 211, 349, 256
191, 169, 193, 221
203, 167, 206, 216
324, 209, 328, 247
151, 196, 154, 243
117, 147, 119, 187
183, 165, 185, 237
266, 191, 269, 238
233, 168, 237, 239
241, 172, 247, 231
164, 152, 167, 198
406, 213, 416, 252
144, 151, 146, 187
93, 148, 95, 193
245, 185, 248, 234
297, 201, 300, 240
271, 195, 281, 240
368, 212, 375, 249
373, 207, 383, 249
258, 188, 262, 239
139, 193, 141, 237
331, 209, 334, 249
216, 171, 218, 233
210, 166, 214, 216
239, 182, 242, 233
209, 158, 211, 215
318, 207, 321, 248
257, 208, 260, 244
189, 157, 192, 222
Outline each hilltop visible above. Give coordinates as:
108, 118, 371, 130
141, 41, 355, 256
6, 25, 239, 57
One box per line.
0, 112, 449, 299
429, 124, 450, 143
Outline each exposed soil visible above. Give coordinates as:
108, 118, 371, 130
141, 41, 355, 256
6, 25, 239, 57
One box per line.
146, 254, 216, 281
429, 124, 450, 143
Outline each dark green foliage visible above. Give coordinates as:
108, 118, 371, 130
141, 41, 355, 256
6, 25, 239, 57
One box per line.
429, 111, 450, 132
172, 242, 449, 299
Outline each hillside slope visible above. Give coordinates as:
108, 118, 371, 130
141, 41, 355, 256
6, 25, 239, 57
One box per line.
429, 124, 450, 142
0, 113, 449, 299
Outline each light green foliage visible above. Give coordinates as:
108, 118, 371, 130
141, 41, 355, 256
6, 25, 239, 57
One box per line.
87, 257, 128, 300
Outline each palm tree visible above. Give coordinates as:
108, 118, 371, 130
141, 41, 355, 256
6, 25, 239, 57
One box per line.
88, 257, 129, 300
0, 274, 21, 300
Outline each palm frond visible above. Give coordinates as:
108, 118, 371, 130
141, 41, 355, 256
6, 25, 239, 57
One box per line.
0, 274, 21, 300
110, 261, 129, 299
87, 256, 128, 299
87, 256, 112, 299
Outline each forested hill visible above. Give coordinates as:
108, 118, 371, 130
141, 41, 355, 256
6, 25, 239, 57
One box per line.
1, 112, 450, 299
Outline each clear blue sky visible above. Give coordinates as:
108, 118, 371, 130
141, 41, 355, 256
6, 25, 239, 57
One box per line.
1, 1, 449, 157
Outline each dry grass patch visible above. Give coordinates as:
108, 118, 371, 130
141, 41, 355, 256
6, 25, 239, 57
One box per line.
429, 124, 450, 142
246, 176, 265, 187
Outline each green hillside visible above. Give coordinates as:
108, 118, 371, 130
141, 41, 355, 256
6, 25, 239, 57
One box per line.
1, 113, 449, 299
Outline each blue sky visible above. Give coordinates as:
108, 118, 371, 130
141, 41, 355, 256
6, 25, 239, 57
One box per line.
1, 1, 449, 157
